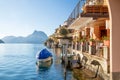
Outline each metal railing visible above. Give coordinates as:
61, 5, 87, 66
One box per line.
66, 0, 108, 26
66, 0, 86, 26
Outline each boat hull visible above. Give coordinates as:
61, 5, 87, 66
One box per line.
36, 57, 53, 67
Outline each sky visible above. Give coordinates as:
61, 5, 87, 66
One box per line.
0, 0, 79, 38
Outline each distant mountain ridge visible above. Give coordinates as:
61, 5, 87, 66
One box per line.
0, 39, 4, 43
1, 30, 48, 44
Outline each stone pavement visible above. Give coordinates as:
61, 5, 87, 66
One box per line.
72, 68, 104, 80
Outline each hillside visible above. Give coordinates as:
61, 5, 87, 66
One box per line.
2, 30, 48, 44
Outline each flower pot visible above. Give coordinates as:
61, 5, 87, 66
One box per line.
104, 40, 110, 47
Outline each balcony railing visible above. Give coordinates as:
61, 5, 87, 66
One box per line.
66, 0, 109, 26
66, 0, 86, 26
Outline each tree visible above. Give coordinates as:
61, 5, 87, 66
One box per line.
48, 38, 54, 43
59, 27, 69, 37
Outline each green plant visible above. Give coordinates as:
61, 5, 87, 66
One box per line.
59, 27, 69, 36
90, 38, 95, 42
77, 37, 81, 42
48, 38, 54, 42
96, 39, 103, 43
102, 36, 109, 40
89, 38, 95, 42
80, 38, 85, 42
89, 38, 96, 46
98, 40, 103, 43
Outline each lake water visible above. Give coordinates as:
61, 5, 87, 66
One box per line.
0, 44, 73, 80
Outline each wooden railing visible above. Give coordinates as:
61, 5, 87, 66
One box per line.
83, 5, 108, 13
81, 5, 109, 18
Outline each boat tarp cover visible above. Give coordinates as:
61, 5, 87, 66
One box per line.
37, 48, 52, 59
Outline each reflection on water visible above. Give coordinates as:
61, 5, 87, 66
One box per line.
53, 48, 62, 64
0, 44, 73, 80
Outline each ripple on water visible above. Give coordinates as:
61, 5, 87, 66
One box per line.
0, 44, 73, 80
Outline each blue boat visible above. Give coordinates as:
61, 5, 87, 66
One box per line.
36, 48, 53, 67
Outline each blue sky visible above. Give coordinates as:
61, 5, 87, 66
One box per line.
0, 0, 79, 38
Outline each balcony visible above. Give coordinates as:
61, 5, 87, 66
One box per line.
81, 5, 109, 18
66, 0, 109, 27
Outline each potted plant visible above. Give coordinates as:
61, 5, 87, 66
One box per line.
89, 38, 96, 46
59, 27, 70, 44
102, 36, 110, 47
80, 38, 85, 45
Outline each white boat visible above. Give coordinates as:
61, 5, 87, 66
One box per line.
36, 48, 53, 67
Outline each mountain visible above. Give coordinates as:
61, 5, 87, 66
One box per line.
0, 39, 4, 43
2, 30, 48, 44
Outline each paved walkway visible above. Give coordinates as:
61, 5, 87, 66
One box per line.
67, 55, 104, 80
72, 68, 104, 80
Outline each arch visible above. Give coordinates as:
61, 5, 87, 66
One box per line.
107, 0, 120, 80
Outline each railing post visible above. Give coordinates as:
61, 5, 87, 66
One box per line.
103, 46, 109, 59
63, 44, 66, 80
61, 39, 68, 80
89, 45, 96, 55
103, 46, 110, 74
80, 44, 83, 52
